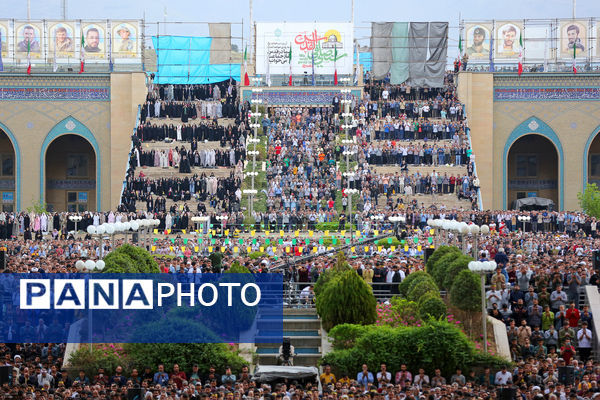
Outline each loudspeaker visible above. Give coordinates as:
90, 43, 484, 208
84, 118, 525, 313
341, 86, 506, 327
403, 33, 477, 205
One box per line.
593, 250, 600, 270
0, 365, 11, 384
131, 233, 139, 244
127, 388, 144, 400
498, 388, 517, 400
424, 248, 435, 263
558, 366, 575, 385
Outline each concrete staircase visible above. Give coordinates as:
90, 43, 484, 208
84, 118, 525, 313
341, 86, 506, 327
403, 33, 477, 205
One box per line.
255, 308, 322, 367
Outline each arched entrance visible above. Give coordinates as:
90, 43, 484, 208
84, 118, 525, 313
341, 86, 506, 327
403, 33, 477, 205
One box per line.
0, 129, 16, 212
587, 130, 600, 188
507, 134, 558, 209
44, 134, 96, 212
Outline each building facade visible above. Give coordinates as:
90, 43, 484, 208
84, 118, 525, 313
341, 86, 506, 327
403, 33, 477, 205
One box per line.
0, 72, 146, 212
458, 72, 600, 211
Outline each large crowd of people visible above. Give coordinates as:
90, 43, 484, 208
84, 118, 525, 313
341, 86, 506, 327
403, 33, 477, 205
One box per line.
0, 205, 598, 397
3, 68, 600, 399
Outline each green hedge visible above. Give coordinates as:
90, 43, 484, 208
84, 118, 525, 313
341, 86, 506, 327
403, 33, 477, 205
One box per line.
450, 270, 482, 312
102, 244, 160, 273
431, 251, 462, 289
124, 343, 246, 376
398, 271, 430, 297
441, 254, 474, 291
315, 222, 357, 231
418, 294, 447, 320
407, 279, 439, 302
426, 246, 461, 275
322, 321, 505, 377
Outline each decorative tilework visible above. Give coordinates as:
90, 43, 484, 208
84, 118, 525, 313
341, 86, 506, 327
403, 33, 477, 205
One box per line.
494, 87, 600, 101
0, 180, 15, 190
0, 87, 110, 101
508, 179, 557, 190
47, 180, 96, 190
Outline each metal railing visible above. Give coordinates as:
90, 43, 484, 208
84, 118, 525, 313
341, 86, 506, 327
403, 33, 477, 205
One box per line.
281, 281, 404, 308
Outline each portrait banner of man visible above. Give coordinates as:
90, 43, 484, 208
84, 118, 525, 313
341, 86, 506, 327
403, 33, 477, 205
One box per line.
50, 22, 75, 56
495, 21, 523, 59
465, 23, 492, 60
112, 21, 138, 58
81, 23, 106, 58
15, 22, 43, 59
560, 20, 586, 59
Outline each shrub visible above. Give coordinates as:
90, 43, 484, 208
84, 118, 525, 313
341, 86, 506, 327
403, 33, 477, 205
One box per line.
124, 343, 246, 375
322, 321, 478, 377
432, 250, 462, 288
391, 297, 420, 319
314, 252, 352, 297
426, 246, 461, 275
398, 271, 430, 297
226, 261, 251, 273
69, 344, 131, 378
450, 270, 481, 312
103, 244, 159, 273
327, 324, 377, 350
248, 251, 264, 260
407, 279, 439, 302
209, 252, 223, 272
316, 269, 377, 331
378, 299, 421, 327
441, 254, 473, 290
418, 295, 447, 320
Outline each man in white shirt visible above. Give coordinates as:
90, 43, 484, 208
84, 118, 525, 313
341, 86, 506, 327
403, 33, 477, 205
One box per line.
577, 322, 593, 361
495, 366, 512, 386
486, 284, 502, 310
377, 363, 392, 388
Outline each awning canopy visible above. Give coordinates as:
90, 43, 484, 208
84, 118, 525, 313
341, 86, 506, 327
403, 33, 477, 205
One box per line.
252, 366, 319, 383
512, 197, 555, 210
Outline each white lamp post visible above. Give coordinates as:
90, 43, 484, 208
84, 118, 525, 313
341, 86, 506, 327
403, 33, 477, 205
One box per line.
518, 215, 531, 232
468, 260, 497, 354
345, 188, 359, 236
469, 224, 480, 258
69, 215, 83, 235
459, 222, 470, 253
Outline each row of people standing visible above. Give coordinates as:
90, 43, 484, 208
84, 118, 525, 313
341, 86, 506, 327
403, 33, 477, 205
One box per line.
136, 122, 245, 146
153, 81, 237, 102
131, 146, 245, 169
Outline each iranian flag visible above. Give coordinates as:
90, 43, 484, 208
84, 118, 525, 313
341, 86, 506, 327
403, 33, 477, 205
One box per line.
243, 46, 249, 86
333, 46, 338, 85
26, 40, 31, 75
572, 42, 577, 74
518, 33, 523, 76
457, 35, 463, 70
79, 30, 85, 74
288, 45, 293, 86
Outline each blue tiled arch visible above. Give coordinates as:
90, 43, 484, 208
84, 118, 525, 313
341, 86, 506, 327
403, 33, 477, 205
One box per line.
582, 125, 600, 190
40, 117, 101, 211
0, 122, 21, 211
503, 117, 564, 210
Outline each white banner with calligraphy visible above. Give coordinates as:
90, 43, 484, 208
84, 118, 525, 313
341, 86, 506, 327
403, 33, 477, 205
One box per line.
256, 22, 354, 75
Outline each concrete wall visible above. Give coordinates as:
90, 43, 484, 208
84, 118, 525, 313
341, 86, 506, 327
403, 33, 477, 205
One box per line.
457, 73, 494, 210
109, 72, 148, 210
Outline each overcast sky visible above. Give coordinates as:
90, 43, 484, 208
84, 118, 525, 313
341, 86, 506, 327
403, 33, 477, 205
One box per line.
2, 0, 599, 47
